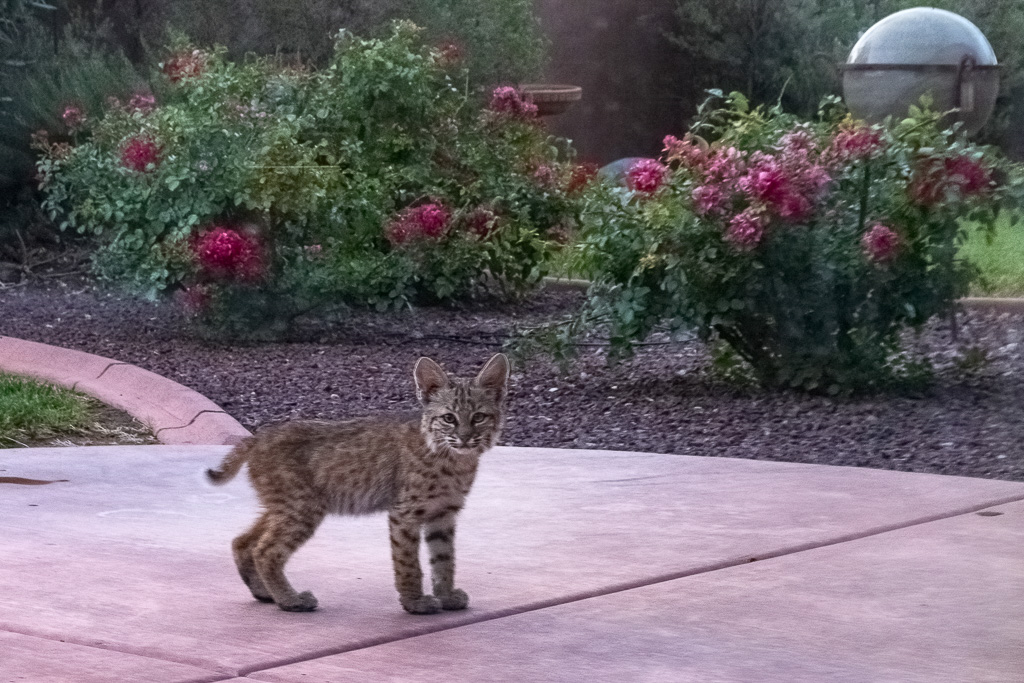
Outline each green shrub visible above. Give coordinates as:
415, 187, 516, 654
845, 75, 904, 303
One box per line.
546, 93, 1022, 393
39, 23, 586, 337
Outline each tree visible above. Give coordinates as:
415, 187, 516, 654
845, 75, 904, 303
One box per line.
668, 0, 861, 118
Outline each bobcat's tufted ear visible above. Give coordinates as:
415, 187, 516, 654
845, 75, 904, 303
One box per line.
414, 357, 451, 405
473, 353, 510, 402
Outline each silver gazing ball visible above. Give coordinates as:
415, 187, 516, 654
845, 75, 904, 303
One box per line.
842, 7, 999, 136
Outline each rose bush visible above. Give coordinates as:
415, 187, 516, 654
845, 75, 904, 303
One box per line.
549, 92, 1023, 393
36, 23, 587, 337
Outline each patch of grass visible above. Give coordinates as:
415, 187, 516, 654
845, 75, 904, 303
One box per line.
0, 372, 90, 446
960, 213, 1024, 297
0, 372, 155, 448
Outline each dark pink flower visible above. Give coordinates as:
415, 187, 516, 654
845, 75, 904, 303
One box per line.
909, 177, 939, 206
702, 146, 746, 184
162, 50, 207, 83
566, 162, 598, 195
386, 203, 451, 245
192, 226, 265, 280
777, 192, 813, 222
663, 134, 708, 169
685, 147, 748, 218
129, 93, 157, 113
739, 157, 789, 207
662, 134, 685, 156
861, 223, 901, 263
488, 86, 538, 119
413, 204, 450, 238
779, 128, 818, 155
726, 210, 767, 250
119, 135, 162, 172
943, 155, 992, 195
827, 125, 884, 164
738, 150, 830, 223
61, 105, 85, 130
626, 158, 667, 195
796, 162, 832, 197
910, 155, 993, 206
385, 219, 415, 246
533, 164, 558, 189
692, 184, 728, 216
434, 42, 462, 68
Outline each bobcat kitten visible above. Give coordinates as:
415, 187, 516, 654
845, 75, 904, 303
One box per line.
206, 353, 510, 614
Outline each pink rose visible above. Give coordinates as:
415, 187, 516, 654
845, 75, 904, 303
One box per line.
119, 135, 162, 172
827, 125, 884, 164
626, 158, 667, 195
488, 87, 538, 119
192, 226, 265, 280
61, 105, 86, 130
726, 210, 768, 250
861, 223, 901, 263
386, 203, 452, 245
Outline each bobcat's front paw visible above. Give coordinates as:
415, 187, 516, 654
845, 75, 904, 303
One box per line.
438, 588, 469, 611
277, 590, 318, 612
401, 594, 442, 615
242, 575, 274, 603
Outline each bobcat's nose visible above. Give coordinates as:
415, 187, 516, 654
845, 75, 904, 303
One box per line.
456, 428, 473, 448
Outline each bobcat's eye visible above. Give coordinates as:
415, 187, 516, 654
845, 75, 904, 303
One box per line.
441, 413, 457, 424
471, 412, 488, 424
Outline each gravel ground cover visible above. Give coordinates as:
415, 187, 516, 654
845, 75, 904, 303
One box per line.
1, 279, 1022, 481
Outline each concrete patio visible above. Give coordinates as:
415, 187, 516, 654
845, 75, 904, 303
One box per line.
3, 443, 1022, 682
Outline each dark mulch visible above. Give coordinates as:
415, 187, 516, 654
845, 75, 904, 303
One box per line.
1, 278, 1022, 480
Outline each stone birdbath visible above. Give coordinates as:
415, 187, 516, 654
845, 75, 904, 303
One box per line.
519, 84, 583, 117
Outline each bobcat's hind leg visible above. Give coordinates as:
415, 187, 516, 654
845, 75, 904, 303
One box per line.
232, 516, 274, 602
252, 504, 326, 612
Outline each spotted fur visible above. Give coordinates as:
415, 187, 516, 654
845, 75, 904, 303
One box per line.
206, 354, 509, 614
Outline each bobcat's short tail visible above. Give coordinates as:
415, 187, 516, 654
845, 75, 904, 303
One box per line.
206, 437, 255, 485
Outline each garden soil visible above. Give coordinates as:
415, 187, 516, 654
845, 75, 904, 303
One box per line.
2, 279, 1022, 481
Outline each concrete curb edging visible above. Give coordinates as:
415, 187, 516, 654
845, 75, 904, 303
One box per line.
0, 335, 251, 446
959, 297, 1024, 313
